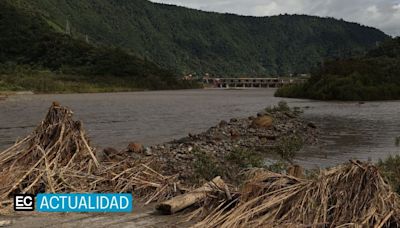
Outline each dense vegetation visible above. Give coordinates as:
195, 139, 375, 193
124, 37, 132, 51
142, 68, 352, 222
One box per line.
275, 38, 400, 101
9, 0, 388, 76
0, 1, 196, 93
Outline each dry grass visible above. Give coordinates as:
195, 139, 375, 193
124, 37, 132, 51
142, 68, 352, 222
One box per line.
195, 161, 400, 227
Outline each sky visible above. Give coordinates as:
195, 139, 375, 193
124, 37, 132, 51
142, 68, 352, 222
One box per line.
150, 0, 400, 36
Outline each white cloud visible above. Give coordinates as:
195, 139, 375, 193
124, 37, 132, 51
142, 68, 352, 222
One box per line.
150, 0, 400, 36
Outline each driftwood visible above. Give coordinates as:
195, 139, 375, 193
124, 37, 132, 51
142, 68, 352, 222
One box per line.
0, 220, 11, 227
287, 164, 305, 178
157, 176, 226, 215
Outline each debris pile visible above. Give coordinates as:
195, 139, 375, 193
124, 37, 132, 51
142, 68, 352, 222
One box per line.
194, 160, 400, 227
0, 103, 99, 200
0, 104, 181, 211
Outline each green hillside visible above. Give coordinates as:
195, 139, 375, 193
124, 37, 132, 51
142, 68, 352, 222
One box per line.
275, 38, 400, 101
9, 0, 389, 76
0, 0, 195, 93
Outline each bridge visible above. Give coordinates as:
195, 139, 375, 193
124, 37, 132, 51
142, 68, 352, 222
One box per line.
203, 77, 306, 88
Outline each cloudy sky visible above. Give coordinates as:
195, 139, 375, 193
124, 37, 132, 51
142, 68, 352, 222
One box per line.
150, 0, 400, 36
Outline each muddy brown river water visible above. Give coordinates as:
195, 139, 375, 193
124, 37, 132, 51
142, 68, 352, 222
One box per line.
0, 89, 399, 168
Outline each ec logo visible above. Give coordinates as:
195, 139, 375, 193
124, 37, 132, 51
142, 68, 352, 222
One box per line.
14, 194, 35, 211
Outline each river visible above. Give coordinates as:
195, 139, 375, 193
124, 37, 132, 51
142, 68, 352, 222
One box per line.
0, 89, 399, 168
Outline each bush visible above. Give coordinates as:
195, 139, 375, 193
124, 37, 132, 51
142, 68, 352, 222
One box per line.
275, 135, 304, 162
193, 150, 223, 182
226, 148, 264, 169
378, 155, 400, 194
193, 148, 265, 184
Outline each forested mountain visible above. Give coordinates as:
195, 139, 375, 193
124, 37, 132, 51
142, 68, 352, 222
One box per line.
8, 0, 389, 76
275, 38, 400, 101
0, 0, 194, 92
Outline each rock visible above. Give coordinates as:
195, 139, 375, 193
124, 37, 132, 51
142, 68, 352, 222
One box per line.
266, 135, 277, 140
213, 133, 225, 141
251, 116, 273, 128
307, 122, 317, 129
219, 120, 228, 127
230, 118, 238, 123
230, 129, 240, 140
127, 143, 144, 153
145, 147, 153, 156
247, 128, 256, 134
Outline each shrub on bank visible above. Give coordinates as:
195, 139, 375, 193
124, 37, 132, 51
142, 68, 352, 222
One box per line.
377, 136, 400, 195
378, 155, 400, 194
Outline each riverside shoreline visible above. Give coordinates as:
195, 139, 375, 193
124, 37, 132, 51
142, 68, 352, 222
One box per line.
102, 101, 319, 184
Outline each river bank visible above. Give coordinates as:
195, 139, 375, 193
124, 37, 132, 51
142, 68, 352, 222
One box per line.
0, 102, 398, 227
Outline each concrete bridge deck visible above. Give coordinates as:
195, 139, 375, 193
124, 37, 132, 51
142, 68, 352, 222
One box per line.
203, 77, 306, 88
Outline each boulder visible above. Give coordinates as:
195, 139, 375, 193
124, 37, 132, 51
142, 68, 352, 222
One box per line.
219, 120, 228, 127
127, 143, 144, 153
251, 116, 273, 128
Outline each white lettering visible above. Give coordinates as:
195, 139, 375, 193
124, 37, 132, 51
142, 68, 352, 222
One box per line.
78, 197, 87, 209
16, 196, 24, 205
68, 196, 78, 209
59, 196, 67, 209
88, 196, 95, 209
40, 197, 49, 210
110, 196, 118, 209
49, 196, 59, 209
100, 196, 109, 209
119, 196, 129, 209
